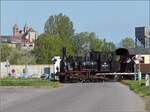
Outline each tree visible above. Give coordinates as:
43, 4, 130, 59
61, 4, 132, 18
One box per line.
8, 48, 36, 65
34, 13, 117, 64
101, 39, 116, 52
0, 44, 36, 64
0, 45, 12, 62
34, 33, 55, 64
73, 32, 93, 56
34, 33, 75, 64
73, 32, 116, 56
44, 13, 74, 39
121, 37, 134, 48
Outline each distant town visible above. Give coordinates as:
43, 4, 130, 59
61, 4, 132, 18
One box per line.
0, 23, 37, 50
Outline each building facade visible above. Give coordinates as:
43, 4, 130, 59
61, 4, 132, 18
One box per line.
0, 23, 37, 49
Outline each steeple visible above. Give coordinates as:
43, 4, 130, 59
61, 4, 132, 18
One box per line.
24, 22, 29, 33
13, 24, 19, 36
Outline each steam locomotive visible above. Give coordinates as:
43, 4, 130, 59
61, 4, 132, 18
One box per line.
56, 27, 150, 82
56, 47, 138, 82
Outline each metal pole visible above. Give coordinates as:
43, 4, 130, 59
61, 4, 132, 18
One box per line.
134, 64, 137, 80
0, 47, 1, 78
6, 60, 9, 77
138, 63, 141, 80
0, 39, 1, 78
0, 50, 1, 112
138, 62, 142, 85
53, 63, 55, 80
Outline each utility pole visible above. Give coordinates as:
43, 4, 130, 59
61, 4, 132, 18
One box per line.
0, 45, 1, 78
0, 34, 1, 79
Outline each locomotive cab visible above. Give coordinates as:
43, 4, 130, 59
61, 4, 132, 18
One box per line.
116, 48, 135, 73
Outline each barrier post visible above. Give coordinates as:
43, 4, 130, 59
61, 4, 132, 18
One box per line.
145, 74, 150, 87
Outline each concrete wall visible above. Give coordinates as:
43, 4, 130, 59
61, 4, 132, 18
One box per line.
0, 62, 54, 78
0, 62, 9, 78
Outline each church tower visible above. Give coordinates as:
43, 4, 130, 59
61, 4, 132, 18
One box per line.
13, 24, 19, 36
23, 23, 29, 33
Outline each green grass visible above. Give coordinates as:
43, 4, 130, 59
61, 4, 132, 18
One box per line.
122, 80, 150, 96
0, 77, 61, 88
121, 80, 150, 110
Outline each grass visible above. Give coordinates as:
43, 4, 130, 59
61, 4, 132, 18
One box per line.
121, 80, 150, 110
0, 77, 61, 88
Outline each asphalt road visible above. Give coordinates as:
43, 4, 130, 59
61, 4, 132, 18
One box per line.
0, 82, 147, 112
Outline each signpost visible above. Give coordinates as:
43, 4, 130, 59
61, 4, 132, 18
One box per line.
136, 55, 143, 81
51, 56, 61, 80
132, 55, 143, 81
145, 74, 150, 86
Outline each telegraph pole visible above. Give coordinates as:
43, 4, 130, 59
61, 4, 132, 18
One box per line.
0, 28, 1, 79
0, 1, 2, 111
0, 44, 1, 79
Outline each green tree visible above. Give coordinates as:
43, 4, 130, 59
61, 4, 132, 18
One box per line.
34, 13, 117, 64
34, 33, 75, 64
8, 48, 36, 65
101, 39, 116, 52
44, 13, 74, 39
0, 44, 12, 62
34, 33, 61, 64
0, 44, 36, 64
73, 32, 116, 55
121, 37, 134, 48
34, 33, 54, 64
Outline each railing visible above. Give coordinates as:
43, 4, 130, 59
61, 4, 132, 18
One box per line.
96, 72, 136, 76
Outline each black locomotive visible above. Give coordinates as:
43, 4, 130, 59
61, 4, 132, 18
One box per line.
57, 47, 149, 82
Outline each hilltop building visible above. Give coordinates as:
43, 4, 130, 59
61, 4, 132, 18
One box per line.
0, 23, 37, 49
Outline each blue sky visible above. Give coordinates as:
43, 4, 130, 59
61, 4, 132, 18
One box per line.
1, 1, 149, 43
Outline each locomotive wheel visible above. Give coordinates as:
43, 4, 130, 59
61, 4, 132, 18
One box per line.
59, 75, 66, 83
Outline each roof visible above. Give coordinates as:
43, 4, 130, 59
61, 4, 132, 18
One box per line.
128, 48, 150, 55
0, 35, 11, 43
29, 28, 36, 32
116, 48, 150, 55
0, 35, 23, 44
0, 35, 11, 38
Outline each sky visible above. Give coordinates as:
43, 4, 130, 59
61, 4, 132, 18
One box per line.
0, 1, 149, 43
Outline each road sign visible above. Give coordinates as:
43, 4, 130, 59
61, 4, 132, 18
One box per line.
136, 55, 143, 61
132, 55, 143, 64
